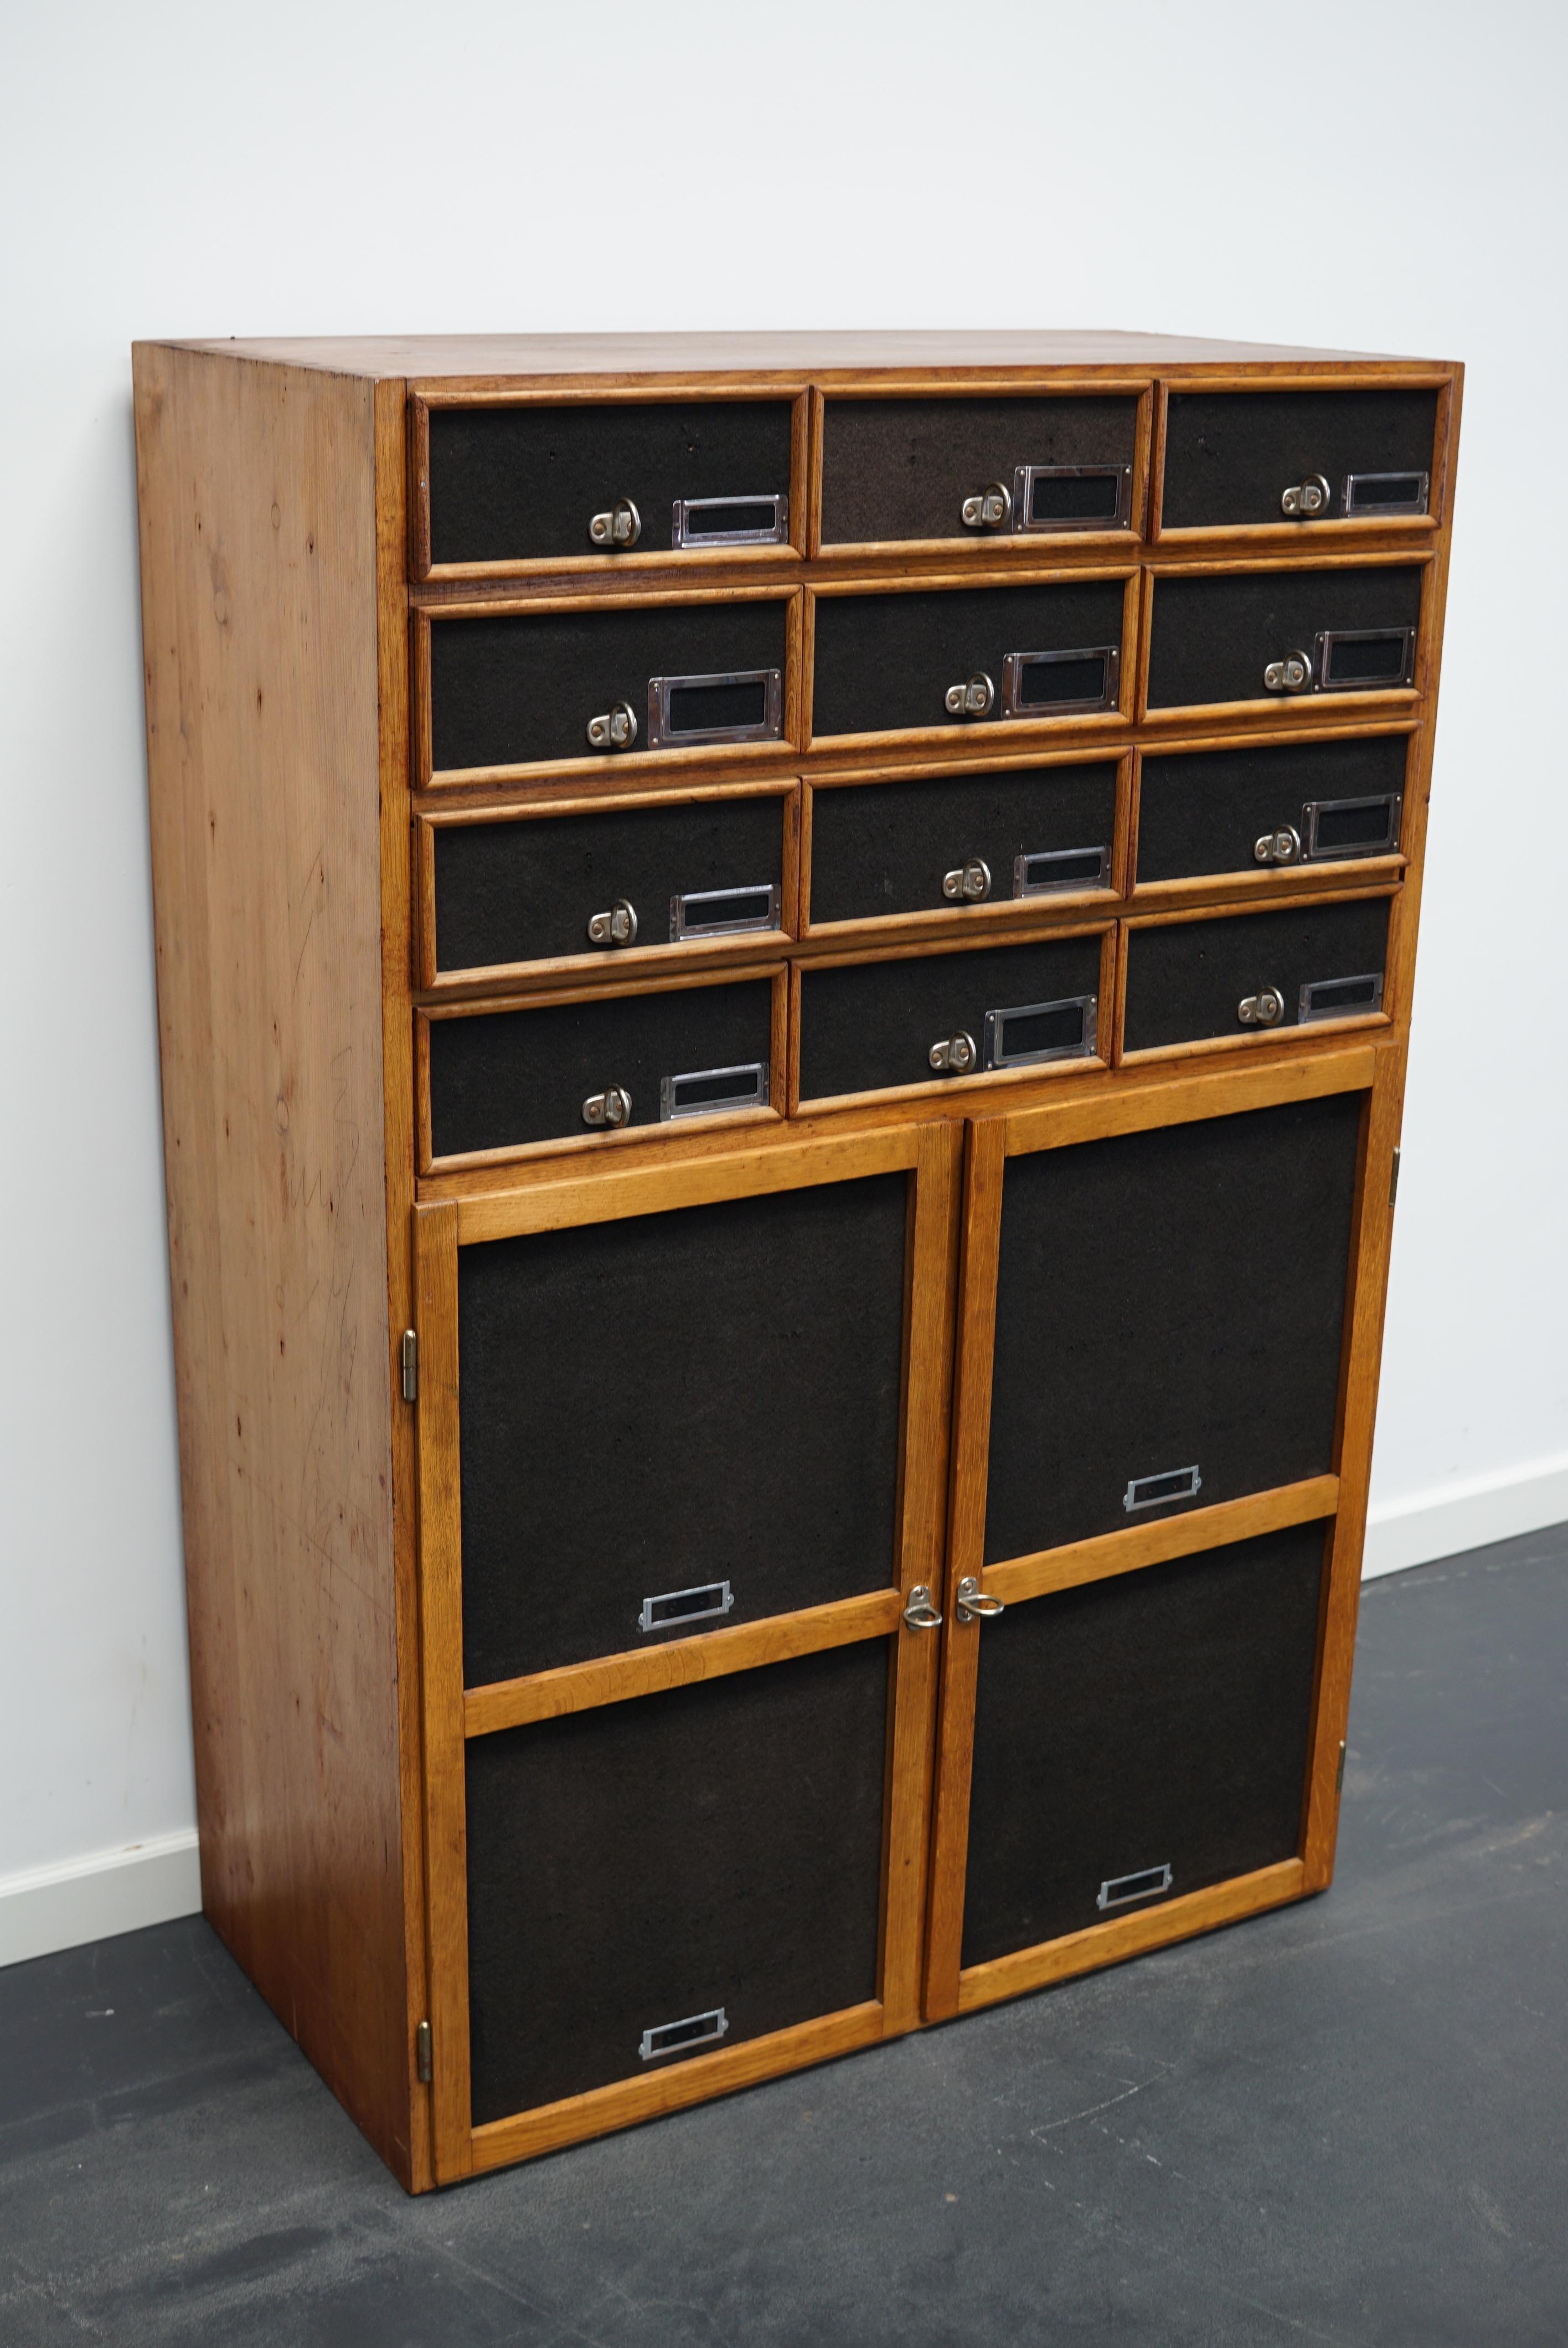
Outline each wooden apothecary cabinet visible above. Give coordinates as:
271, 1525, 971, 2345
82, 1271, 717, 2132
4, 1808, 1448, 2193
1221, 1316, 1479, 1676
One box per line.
133, 332, 1459, 2191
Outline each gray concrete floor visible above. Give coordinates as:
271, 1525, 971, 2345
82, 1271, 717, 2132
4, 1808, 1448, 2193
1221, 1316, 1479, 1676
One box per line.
2, 1523, 1565, 2346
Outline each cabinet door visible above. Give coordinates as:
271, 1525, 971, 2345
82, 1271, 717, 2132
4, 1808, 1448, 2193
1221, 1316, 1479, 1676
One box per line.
924, 1050, 1400, 2021
413, 1124, 958, 2178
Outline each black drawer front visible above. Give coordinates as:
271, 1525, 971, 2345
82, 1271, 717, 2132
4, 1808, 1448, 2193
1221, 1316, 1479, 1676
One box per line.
811, 581, 1126, 740
457, 1175, 909, 1684
1146, 565, 1421, 712
1123, 897, 1390, 1053
798, 934, 1101, 1105
1161, 389, 1439, 531
432, 795, 788, 976
467, 1642, 888, 2119
810, 761, 1118, 926
428, 977, 772, 1159
961, 1525, 1324, 1966
429, 600, 790, 775
1136, 735, 1407, 885
819, 397, 1139, 546
426, 400, 794, 568
985, 1094, 1360, 1563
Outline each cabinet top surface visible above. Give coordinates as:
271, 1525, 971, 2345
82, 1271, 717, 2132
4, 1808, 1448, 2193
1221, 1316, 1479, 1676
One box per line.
144, 329, 1456, 380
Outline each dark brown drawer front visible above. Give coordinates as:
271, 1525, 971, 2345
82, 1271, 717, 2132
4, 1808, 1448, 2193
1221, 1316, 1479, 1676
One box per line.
429, 598, 791, 776
1145, 565, 1422, 712
819, 397, 1139, 547
427, 977, 773, 1159
810, 761, 1117, 926
466, 1643, 887, 2120
457, 1175, 909, 1686
431, 794, 788, 978
812, 581, 1126, 742
1136, 735, 1407, 885
962, 1525, 1324, 1966
1123, 897, 1391, 1053
425, 400, 793, 568
1160, 388, 1440, 529
798, 934, 1102, 1105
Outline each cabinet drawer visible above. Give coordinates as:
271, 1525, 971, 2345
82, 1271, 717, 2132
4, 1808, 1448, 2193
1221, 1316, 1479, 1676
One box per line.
984, 1093, 1361, 1561
466, 1642, 888, 2119
457, 1175, 909, 1684
424, 594, 795, 781
811, 579, 1131, 744
424, 974, 778, 1165
1122, 896, 1391, 1055
798, 933, 1104, 1107
961, 1526, 1323, 1965
818, 396, 1141, 549
1144, 564, 1422, 714
416, 398, 796, 574
424, 788, 792, 985
807, 759, 1119, 930
1135, 735, 1409, 888
1159, 387, 1441, 533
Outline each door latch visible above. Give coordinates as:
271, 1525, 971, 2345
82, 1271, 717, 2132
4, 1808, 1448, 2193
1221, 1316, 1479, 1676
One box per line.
587, 701, 638, 750
1280, 474, 1331, 518
929, 1031, 978, 1074
587, 899, 638, 947
902, 1585, 943, 1629
1237, 988, 1285, 1026
1263, 650, 1314, 694
589, 496, 641, 549
956, 1575, 1004, 1622
945, 672, 996, 718
1254, 826, 1302, 866
942, 857, 992, 903
582, 1086, 632, 1128
960, 482, 1013, 530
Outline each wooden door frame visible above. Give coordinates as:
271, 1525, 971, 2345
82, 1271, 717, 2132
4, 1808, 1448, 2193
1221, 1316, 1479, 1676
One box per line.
412, 1120, 960, 2178
923, 1040, 1400, 2021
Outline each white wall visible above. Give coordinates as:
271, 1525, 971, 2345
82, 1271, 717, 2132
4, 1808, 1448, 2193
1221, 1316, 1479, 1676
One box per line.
2, 0, 1564, 1963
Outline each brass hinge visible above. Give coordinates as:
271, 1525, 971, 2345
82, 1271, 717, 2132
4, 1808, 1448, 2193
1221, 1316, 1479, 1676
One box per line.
400, 1329, 419, 1403
1336, 1739, 1347, 1794
1389, 1145, 1401, 1209
416, 2019, 432, 2084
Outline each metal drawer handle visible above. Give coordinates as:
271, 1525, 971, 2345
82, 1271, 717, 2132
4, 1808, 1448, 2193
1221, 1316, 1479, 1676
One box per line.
1280, 474, 1330, 518
1302, 792, 1402, 861
1098, 1863, 1173, 1912
1263, 649, 1313, 694
956, 1575, 1003, 1622
673, 492, 788, 548
945, 672, 996, 719
960, 482, 1012, 530
669, 883, 778, 940
587, 701, 638, 750
1124, 1464, 1201, 1512
1238, 987, 1284, 1027
639, 1580, 734, 1635
1254, 827, 1302, 867
661, 1061, 769, 1120
639, 2007, 728, 2062
589, 497, 641, 549
903, 1585, 943, 1630
929, 1031, 977, 1074
942, 857, 992, 903
1299, 972, 1384, 1024
1344, 469, 1428, 517
587, 899, 638, 947
582, 1086, 632, 1129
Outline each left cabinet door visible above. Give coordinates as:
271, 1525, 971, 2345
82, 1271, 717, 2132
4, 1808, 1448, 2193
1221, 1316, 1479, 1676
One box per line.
412, 1122, 958, 2178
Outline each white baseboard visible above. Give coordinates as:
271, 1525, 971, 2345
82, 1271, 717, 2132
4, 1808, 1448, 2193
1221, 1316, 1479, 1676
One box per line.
1364, 1452, 1568, 1579
0, 1827, 201, 1970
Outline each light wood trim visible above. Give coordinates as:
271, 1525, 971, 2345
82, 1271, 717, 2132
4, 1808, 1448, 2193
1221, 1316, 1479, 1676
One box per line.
469, 1999, 884, 2173
453, 1120, 927, 1244
922, 1118, 1006, 2020
1302, 1048, 1404, 1886
408, 392, 432, 580
464, 1589, 904, 1736
955, 1860, 1307, 2014
1000, 1038, 1376, 1157
981, 1475, 1339, 1608
411, 1202, 473, 2180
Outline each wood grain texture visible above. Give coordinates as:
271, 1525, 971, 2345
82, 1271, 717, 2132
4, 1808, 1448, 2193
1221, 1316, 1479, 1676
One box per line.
981, 1475, 1340, 1607
133, 344, 411, 2181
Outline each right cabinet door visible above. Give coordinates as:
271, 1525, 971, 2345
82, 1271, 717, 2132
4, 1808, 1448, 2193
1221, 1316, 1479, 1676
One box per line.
925, 1053, 1396, 2020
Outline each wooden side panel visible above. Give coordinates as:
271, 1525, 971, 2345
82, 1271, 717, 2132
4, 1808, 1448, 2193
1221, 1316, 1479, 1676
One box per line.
133, 346, 412, 2182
